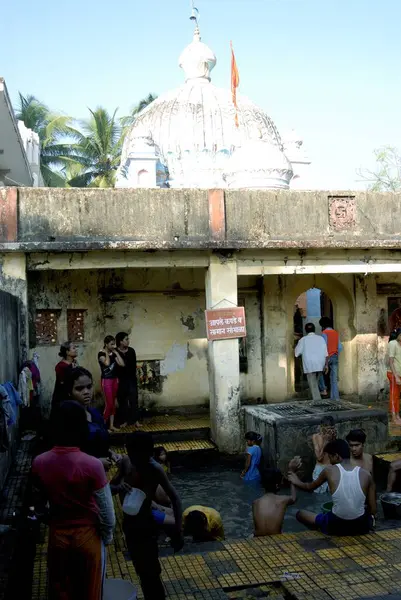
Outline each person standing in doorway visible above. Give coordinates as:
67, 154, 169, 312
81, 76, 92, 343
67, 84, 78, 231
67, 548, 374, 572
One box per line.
295, 323, 328, 402
98, 336, 124, 432
318, 317, 342, 401
115, 332, 141, 429
387, 328, 401, 425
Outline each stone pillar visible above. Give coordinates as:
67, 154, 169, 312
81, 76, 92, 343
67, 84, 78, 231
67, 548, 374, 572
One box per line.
354, 274, 379, 402
205, 255, 241, 453
262, 275, 289, 402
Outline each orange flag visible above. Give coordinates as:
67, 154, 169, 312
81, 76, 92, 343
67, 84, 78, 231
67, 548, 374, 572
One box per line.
230, 41, 240, 127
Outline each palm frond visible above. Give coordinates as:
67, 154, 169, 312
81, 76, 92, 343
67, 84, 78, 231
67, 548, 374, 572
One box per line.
41, 164, 68, 187
120, 93, 157, 129
67, 171, 96, 188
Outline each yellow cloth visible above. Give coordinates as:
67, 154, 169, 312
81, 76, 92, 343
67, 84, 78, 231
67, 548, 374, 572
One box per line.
182, 505, 225, 541
389, 340, 401, 376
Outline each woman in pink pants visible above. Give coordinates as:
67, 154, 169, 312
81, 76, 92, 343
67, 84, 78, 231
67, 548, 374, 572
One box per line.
98, 335, 125, 432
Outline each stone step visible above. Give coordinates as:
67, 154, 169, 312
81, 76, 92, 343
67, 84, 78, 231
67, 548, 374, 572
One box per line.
110, 414, 211, 445
375, 451, 401, 464
163, 439, 216, 453
112, 438, 217, 456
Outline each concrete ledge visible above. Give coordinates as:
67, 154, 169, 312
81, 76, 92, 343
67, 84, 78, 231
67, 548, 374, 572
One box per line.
0, 187, 399, 251
244, 400, 388, 476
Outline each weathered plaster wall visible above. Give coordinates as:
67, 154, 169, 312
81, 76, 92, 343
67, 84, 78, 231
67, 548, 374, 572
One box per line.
10, 188, 401, 250
28, 266, 264, 413
28, 269, 104, 416
18, 188, 209, 243
238, 286, 264, 403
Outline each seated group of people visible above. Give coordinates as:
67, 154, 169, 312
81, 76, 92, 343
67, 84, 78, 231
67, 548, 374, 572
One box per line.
241, 422, 376, 537
31, 366, 391, 600
178, 424, 378, 541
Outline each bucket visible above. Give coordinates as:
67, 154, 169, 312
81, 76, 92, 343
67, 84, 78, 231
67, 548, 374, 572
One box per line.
381, 492, 401, 520
103, 578, 137, 600
321, 501, 333, 514
122, 488, 146, 516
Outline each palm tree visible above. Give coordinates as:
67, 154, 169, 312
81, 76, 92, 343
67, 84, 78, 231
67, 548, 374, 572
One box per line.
120, 93, 157, 130
15, 93, 78, 187
67, 107, 123, 188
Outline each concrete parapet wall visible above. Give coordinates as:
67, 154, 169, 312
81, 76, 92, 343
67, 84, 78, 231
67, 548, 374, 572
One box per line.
17, 188, 210, 244
1, 187, 401, 250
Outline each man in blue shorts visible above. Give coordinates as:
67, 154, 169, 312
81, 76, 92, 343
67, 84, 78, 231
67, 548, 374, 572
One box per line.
288, 439, 376, 536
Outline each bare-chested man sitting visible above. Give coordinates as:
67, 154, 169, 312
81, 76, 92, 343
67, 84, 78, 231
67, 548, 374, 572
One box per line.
252, 457, 301, 536
346, 429, 373, 473
288, 439, 376, 536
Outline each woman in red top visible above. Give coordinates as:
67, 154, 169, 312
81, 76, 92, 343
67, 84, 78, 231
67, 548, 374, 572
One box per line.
52, 342, 77, 411
32, 402, 115, 600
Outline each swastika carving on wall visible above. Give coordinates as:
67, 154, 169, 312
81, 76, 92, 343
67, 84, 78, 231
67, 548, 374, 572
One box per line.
328, 196, 356, 231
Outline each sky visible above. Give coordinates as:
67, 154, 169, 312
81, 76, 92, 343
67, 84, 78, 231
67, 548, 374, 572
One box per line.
2, 0, 401, 189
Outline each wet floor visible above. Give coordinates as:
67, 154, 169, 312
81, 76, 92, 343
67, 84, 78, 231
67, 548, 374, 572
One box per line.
171, 463, 332, 538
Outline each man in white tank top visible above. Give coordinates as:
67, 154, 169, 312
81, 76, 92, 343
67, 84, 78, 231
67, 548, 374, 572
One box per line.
288, 439, 376, 536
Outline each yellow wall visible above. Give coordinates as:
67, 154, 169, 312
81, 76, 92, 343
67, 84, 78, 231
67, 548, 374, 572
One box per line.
28, 268, 264, 412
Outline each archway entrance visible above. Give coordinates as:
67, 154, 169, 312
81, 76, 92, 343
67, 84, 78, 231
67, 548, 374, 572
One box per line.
262, 273, 356, 402
293, 288, 334, 393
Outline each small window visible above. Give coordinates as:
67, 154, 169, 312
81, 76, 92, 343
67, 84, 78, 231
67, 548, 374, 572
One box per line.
67, 309, 86, 343
35, 310, 60, 345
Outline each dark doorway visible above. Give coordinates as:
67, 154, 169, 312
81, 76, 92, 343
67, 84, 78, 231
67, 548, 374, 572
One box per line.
294, 289, 334, 394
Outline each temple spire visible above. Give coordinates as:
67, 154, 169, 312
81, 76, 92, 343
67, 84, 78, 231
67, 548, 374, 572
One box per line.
190, 1, 200, 34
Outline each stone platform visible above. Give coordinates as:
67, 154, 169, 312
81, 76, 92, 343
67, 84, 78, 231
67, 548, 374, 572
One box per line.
243, 400, 388, 477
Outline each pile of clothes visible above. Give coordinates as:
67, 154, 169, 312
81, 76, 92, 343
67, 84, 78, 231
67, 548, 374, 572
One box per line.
0, 353, 42, 451
18, 353, 41, 408
0, 382, 22, 451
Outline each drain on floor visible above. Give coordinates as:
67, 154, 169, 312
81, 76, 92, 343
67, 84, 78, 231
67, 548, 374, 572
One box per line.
225, 583, 287, 598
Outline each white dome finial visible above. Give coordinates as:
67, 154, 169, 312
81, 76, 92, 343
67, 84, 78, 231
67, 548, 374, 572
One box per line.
178, 0, 216, 82
179, 30, 216, 83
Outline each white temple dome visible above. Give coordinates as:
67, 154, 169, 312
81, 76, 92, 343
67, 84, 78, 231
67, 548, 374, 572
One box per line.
117, 27, 298, 190
224, 140, 293, 189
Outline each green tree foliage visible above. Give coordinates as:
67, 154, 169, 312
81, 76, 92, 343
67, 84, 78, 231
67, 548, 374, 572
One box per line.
67, 108, 123, 188
15, 94, 79, 187
359, 146, 401, 192
15, 93, 158, 187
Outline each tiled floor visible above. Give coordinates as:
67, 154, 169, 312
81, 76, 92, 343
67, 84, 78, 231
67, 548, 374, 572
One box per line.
31, 439, 401, 600
32, 513, 401, 599
28, 413, 401, 599
389, 423, 401, 438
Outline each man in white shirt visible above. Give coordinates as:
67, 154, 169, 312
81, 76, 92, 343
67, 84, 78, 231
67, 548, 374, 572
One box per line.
295, 323, 328, 401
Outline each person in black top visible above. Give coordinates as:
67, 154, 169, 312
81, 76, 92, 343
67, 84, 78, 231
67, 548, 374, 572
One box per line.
98, 335, 124, 432
115, 332, 140, 428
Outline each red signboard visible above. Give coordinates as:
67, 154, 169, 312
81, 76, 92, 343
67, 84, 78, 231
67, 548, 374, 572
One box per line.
205, 307, 246, 341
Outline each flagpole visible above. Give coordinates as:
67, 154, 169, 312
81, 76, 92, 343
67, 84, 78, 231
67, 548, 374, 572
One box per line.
230, 41, 240, 128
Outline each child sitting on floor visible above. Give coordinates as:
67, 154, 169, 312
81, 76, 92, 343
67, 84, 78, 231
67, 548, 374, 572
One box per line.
153, 446, 172, 507
154, 446, 170, 474
241, 432, 262, 482
312, 416, 337, 494
252, 458, 301, 536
